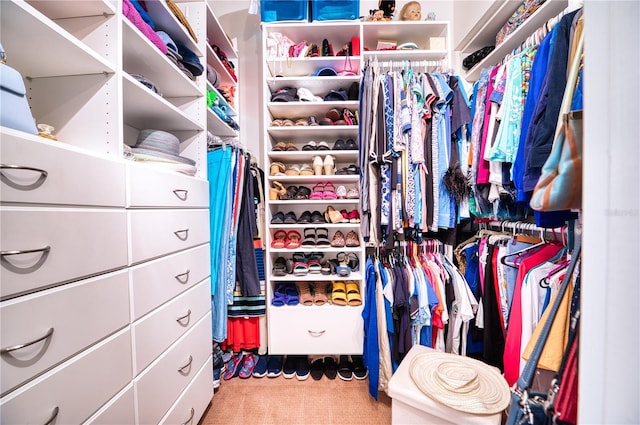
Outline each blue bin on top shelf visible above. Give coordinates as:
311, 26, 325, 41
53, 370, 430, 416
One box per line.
311, 0, 360, 21
261, 0, 309, 22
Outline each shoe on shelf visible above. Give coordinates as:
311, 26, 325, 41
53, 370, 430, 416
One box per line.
338, 355, 353, 381
296, 356, 310, 381
313, 155, 324, 176
323, 155, 335, 175
351, 355, 368, 380
282, 355, 297, 379
310, 357, 324, 381
252, 355, 268, 378
267, 355, 284, 378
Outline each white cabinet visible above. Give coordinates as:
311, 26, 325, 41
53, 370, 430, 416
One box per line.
261, 21, 449, 355
0, 0, 235, 422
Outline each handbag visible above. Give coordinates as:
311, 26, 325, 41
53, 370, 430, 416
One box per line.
505, 239, 581, 425
0, 43, 38, 135
530, 31, 584, 212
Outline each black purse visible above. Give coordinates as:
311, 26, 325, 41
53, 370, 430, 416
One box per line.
505, 239, 581, 425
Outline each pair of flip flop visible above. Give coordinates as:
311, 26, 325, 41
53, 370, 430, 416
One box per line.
272, 283, 299, 306
271, 230, 301, 249
331, 281, 362, 306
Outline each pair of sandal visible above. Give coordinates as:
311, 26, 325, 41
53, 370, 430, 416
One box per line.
270, 117, 317, 127
270, 182, 311, 200
271, 230, 301, 249
272, 141, 298, 151
332, 138, 358, 150
331, 281, 362, 306
291, 251, 325, 276
336, 185, 359, 199
335, 252, 359, 277
335, 164, 360, 175
302, 140, 330, 151
295, 281, 331, 306
330, 230, 360, 248
302, 228, 331, 247
319, 108, 358, 126
310, 183, 338, 200
284, 163, 314, 176
272, 283, 299, 306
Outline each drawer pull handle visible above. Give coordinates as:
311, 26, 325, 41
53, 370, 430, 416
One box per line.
0, 164, 49, 190
173, 189, 189, 201
176, 309, 192, 323
174, 229, 189, 241
0, 246, 51, 272
181, 407, 195, 425
307, 330, 326, 337
1, 327, 54, 354
1, 245, 51, 257
178, 355, 193, 373
43, 406, 59, 425
174, 269, 190, 283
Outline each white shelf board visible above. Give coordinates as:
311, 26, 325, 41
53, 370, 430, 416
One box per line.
205, 1, 237, 59
267, 175, 359, 184
362, 50, 448, 63
268, 126, 358, 139
266, 76, 360, 92
0, 1, 115, 78
206, 109, 238, 138
268, 151, 358, 162
267, 101, 359, 117
266, 57, 361, 78
144, 0, 202, 57
268, 272, 364, 282
123, 19, 201, 98
123, 74, 203, 132
206, 44, 237, 87
27, 0, 115, 19
464, 0, 568, 81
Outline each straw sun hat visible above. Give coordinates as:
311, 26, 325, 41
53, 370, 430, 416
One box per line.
409, 351, 510, 415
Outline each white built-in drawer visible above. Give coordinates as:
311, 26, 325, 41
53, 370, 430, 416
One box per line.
268, 305, 364, 355
0, 327, 132, 425
132, 279, 210, 374
159, 355, 213, 425
128, 209, 210, 265
0, 207, 128, 299
0, 270, 130, 395
84, 384, 135, 425
127, 163, 209, 208
130, 243, 210, 320
0, 132, 126, 207
134, 311, 212, 425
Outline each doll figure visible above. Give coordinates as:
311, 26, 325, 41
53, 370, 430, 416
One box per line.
367, 9, 385, 21
399, 1, 422, 21
378, 0, 396, 20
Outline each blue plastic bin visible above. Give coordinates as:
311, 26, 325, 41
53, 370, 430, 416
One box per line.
261, 0, 309, 22
311, 0, 360, 21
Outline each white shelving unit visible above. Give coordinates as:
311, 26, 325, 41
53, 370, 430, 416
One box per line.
0, 0, 238, 423
261, 20, 450, 356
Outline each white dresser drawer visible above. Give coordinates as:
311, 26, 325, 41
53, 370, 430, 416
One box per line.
84, 384, 135, 425
0, 327, 132, 425
268, 305, 364, 355
132, 279, 210, 374
128, 209, 210, 264
160, 355, 213, 425
0, 132, 126, 207
0, 207, 128, 299
0, 270, 130, 395
127, 163, 209, 208
135, 311, 212, 425
130, 243, 210, 320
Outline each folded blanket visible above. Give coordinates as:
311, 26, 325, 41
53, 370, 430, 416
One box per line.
122, 0, 167, 55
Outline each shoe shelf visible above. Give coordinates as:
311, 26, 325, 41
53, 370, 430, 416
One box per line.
267, 126, 358, 139
268, 151, 357, 162
268, 175, 359, 184
265, 56, 361, 78
267, 101, 359, 116
270, 246, 362, 254
266, 76, 360, 92
270, 222, 361, 229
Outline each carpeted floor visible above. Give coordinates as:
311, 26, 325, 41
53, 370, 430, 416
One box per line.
200, 374, 392, 425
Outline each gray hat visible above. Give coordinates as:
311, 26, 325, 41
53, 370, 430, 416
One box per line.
132, 129, 196, 165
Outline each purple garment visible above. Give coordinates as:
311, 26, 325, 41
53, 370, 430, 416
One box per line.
123, 0, 167, 55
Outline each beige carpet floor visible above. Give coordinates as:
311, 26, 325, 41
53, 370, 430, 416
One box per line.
200, 374, 392, 425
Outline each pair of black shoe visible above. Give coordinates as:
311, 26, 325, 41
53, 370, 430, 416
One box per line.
337, 355, 368, 381
309, 356, 339, 380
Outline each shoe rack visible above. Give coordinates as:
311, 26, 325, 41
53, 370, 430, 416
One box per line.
262, 22, 365, 356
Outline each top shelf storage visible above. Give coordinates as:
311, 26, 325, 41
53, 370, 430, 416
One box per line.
458, 0, 568, 81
